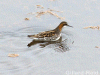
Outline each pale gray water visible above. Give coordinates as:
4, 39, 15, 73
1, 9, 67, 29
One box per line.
0, 0, 100, 75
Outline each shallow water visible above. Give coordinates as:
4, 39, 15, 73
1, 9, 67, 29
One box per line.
0, 0, 100, 75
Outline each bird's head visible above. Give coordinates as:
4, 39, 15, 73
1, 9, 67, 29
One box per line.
57, 21, 73, 31
60, 21, 72, 27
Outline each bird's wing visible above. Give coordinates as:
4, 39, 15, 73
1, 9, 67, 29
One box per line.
37, 30, 55, 38
28, 30, 55, 38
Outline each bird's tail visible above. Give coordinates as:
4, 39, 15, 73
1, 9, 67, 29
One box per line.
28, 35, 35, 37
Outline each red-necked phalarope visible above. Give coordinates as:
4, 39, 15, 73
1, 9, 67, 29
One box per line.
28, 21, 72, 41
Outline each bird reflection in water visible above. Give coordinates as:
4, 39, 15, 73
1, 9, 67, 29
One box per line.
27, 37, 71, 52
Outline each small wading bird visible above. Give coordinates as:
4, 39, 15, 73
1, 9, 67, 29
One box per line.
28, 21, 73, 41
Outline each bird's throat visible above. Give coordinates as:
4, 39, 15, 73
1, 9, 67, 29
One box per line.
58, 24, 63, 31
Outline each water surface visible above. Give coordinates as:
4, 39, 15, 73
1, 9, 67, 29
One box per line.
0, 0, 100, 75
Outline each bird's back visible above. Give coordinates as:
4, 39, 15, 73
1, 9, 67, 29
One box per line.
28, 29, 61, 41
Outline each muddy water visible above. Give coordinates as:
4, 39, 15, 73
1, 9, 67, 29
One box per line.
0, 0, 100, 75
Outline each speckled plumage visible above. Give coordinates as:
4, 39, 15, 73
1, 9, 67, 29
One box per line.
28, 21, 72, 41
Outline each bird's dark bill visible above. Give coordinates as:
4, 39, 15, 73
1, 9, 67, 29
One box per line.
67, 25, 73, 27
